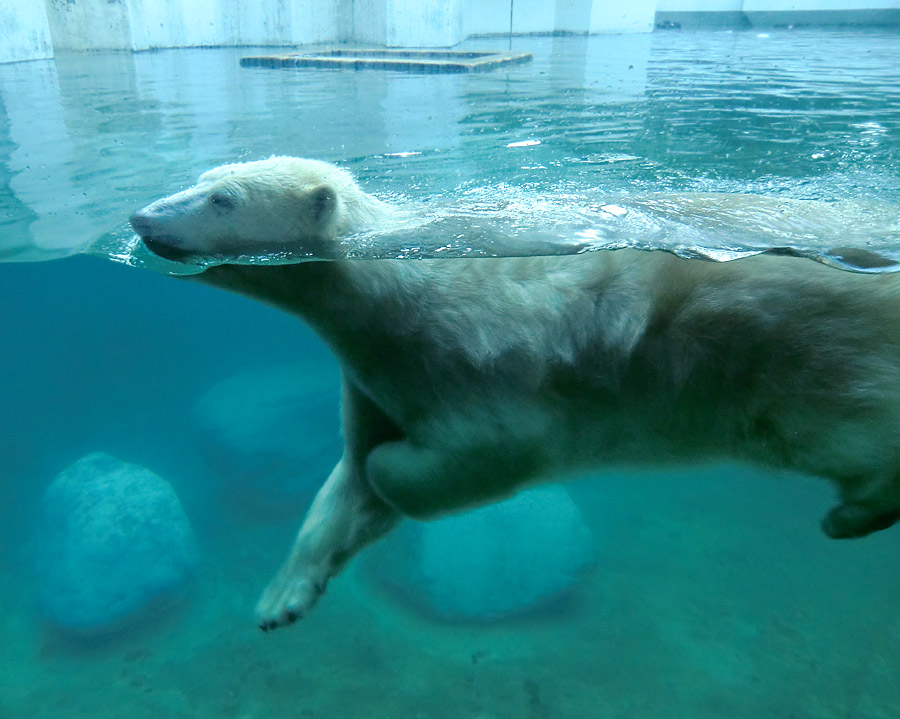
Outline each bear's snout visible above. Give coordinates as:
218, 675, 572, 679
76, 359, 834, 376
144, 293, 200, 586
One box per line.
130, 210, 196, 262
129, 211, 154, 239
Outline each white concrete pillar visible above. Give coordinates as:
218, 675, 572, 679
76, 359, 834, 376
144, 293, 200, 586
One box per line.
0, 0, 53, 63
44, 0, 131, 51
351, 0, 388, 45
386, 0, 465, 47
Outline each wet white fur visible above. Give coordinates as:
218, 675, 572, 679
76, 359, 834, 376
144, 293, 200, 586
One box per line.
131, 157, 900, 630
131, 157, 390, 258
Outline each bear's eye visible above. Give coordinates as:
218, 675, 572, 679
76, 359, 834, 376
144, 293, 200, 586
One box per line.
208, 193, 234, 211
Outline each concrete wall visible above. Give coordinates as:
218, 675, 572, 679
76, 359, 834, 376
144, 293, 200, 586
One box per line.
46, 0, 343, 52
385, 0, 464, 48
744, 0, 899, 8
127, 0, 219, 51
2, 0, 898, 63
659, 0, 898, 9
0, 0, 53, 63
463, 0, 514, 35
507, 0, 656, 36
28, 0, 657, 60
588, 0, 657, 32
511, 0, 558, 33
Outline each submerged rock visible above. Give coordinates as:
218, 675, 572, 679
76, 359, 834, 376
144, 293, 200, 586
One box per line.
36, 452, 197, 633
365, 485, 596, 622
191, 363, 342, 517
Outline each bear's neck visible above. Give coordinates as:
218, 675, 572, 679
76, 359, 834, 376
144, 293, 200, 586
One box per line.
193, 259, 413, 358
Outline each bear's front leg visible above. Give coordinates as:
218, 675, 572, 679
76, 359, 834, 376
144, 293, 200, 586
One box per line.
365, 437, 542, 520
255, 457, 399, 630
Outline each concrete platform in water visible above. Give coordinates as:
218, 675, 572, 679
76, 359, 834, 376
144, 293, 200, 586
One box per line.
240, 48, 533, 74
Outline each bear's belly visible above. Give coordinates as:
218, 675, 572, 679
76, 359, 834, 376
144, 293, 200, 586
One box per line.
364, 388, 708, 519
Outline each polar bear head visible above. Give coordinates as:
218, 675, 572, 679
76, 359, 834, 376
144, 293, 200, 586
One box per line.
130, 157, 381, 262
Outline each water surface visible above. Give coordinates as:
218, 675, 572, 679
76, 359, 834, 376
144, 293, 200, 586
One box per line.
2, 31, 898, 267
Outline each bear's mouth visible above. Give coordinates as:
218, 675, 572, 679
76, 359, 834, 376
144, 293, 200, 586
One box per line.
140, 236, 199, 263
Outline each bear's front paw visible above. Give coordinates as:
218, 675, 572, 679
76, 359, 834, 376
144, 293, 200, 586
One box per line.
255, 576, 324, 631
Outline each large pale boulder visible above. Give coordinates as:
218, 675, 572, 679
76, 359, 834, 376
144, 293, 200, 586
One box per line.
192, 363, 342, 517
36, 452, 197, 633
364, 485, 596, 622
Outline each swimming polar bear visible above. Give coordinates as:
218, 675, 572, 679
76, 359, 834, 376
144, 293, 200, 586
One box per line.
130, 156, 900, 631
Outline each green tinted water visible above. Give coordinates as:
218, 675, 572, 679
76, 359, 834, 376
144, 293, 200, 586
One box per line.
2, 29, 900, 719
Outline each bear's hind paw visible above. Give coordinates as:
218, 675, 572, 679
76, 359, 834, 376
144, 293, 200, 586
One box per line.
821, 501, 900, 539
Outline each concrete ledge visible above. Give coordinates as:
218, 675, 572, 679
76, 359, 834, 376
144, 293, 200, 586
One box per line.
745, 8, 900, 27
240, 49, 534, 74
655, 11, 752, 28
655, 8, 900, 29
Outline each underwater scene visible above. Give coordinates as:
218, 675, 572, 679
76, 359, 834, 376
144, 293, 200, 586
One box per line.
1, 29, 900, 718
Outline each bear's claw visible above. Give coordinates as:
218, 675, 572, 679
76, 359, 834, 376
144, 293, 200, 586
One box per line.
254, 575, 323, 631
256, 606, 305, 632
258, 615, 295, 632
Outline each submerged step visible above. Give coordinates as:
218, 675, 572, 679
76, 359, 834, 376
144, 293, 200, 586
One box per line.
240, 48, 533, 74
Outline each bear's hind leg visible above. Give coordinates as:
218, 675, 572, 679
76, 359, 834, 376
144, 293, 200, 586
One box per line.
821, 471, 900, 539
255, 458, 399, 630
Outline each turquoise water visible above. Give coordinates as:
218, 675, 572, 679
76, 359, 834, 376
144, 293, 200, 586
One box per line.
1, 30, 900, 718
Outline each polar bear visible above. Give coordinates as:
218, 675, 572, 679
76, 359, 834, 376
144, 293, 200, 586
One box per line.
131, 156, 900, 631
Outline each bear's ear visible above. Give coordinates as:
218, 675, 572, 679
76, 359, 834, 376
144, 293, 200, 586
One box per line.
308, 184, 337, 230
